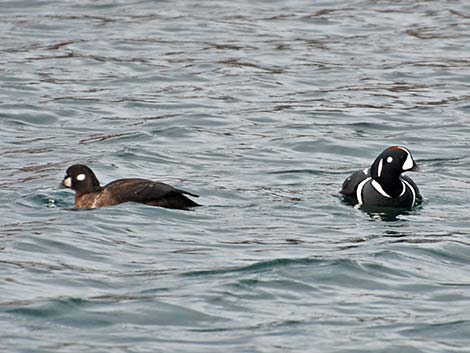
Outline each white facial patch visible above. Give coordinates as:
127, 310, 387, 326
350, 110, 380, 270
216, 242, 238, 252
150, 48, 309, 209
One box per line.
76, 173, 86, 181
377, 159, 384, 177
63, 177, 72, 188
402, 152, 414, 171
387, 156, 393, 163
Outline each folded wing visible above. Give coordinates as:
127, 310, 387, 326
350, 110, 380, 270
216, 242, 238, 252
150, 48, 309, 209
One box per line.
105, 179, 200, 209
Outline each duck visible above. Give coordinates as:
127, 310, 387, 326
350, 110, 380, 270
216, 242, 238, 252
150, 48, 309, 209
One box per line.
61, 164, 200, 210
340, 146, 422, 209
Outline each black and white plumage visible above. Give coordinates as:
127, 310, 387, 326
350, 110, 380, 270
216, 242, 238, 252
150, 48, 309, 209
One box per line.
61, 164, 200, 210
340, 146, 422, 209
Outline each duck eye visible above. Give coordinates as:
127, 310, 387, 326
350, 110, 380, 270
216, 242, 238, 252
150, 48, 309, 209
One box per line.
386, 156, 393, 163
76, 173, 86, 181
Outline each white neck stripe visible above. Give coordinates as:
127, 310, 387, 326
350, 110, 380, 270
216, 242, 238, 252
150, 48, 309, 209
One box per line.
355, 177, 371, 206
371, 180, 392, 198
402, 179, 416, 206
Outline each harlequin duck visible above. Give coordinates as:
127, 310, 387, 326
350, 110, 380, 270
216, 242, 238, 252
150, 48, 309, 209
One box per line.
340, 146, 422, 209
61, 164, 200, 210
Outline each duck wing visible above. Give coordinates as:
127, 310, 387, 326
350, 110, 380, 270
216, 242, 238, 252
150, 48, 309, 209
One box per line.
340, 168, 369, 196
104, 178, 199, 204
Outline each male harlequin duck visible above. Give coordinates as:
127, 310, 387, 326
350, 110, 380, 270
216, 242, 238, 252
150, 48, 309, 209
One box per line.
61, 164, 200, 210
340, 146, 422, 209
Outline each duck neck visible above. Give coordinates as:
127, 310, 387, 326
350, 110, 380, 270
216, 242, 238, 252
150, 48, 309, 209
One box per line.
373, 174, 403, 198
75, 177, 102, 197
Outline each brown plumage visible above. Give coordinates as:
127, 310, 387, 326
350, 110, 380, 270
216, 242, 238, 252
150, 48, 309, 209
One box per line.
61, 164, 200, 210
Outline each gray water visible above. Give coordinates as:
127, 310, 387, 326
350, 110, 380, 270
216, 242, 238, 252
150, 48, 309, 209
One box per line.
1, 1, 470, 352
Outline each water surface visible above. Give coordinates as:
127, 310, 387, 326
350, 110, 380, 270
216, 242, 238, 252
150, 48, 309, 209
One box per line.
1, 1, 470, 352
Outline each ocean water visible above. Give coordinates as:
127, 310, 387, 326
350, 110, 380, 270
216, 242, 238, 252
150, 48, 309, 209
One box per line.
1, 0, 470, 352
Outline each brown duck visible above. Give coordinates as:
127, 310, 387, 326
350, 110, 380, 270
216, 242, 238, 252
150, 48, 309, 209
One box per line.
61, 164, 200, 210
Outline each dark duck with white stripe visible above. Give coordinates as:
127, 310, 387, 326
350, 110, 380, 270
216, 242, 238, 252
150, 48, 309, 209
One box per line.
61, 164, 200, 210
340, 146, 422, 209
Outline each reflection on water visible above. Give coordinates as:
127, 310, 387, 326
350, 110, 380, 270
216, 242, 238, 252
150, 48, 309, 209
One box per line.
366, 210, 410, 222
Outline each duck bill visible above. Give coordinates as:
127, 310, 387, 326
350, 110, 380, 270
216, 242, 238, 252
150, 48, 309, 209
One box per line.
59, 176, 72, 189
410, 162, 419, 172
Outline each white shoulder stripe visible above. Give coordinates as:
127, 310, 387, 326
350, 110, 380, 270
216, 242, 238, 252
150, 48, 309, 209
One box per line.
402, 179, 416, 207
399, 181, 406, 197
356, 177, 371, 207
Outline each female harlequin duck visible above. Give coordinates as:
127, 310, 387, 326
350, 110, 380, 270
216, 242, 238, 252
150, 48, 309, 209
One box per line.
340, 146, 422, 209
61, 164, 200, 210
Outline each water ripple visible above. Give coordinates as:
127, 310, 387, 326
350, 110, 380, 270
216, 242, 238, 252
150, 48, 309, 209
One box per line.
2, 0, 470, 352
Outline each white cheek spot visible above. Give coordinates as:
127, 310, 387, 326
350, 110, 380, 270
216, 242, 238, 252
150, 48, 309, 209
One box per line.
77, 173, 86, 181
63, 177, 72, 188
402, 152, 414, 171
387, 156, 393, 163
